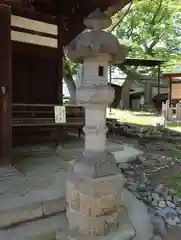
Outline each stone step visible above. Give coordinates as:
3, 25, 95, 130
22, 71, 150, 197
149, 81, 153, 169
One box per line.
0, 167, 22, 180
0, 167, 67, 229
0, 213, 68, 240
0, 142, 143, 230
0, 190, 153, 240
0, 207, 135, 240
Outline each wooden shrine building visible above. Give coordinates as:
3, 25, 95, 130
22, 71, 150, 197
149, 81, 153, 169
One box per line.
0, 0, 130, 164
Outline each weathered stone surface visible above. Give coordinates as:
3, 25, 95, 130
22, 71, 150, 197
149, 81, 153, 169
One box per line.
67, 209, 114, 236
150, 215, 167, 237
0, 201, 43, 228
67, 174, 124, 197
42, 197, 66, 216
152, 236, 162, 240
70, 151, 120, 179
69, 189, 80, 211
66, 174, 124, 236
79, 192, 120, 217
113, 145, 142, 164
66, 14, 127, 237
0, 213, 67, 240
67, 206, 120, 236
57, 207, 135, 240
67, 208, 118, 236
29, 232, 56, 240
66, 10, 128, 64
121, 189, 153, 240
0, 157, 67, 228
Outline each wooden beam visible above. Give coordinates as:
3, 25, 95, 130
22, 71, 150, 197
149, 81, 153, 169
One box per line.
11, 26, 57, 39
0, 4, 12, 165
12, 41, 59, 58
12, 8, 57, 24
162, 73, 181, 78
63, 4, 96, 45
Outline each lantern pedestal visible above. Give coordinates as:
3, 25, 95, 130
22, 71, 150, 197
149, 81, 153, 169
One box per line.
64, 9, 136, 240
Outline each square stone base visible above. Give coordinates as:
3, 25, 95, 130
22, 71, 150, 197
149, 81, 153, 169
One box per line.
56, 207, 135, 240
66, 173, 124, 236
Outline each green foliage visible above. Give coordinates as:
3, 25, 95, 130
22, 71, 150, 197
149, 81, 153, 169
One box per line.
116, 0, 181, 72
63, 57, 77, 78
170, 172, 181, 197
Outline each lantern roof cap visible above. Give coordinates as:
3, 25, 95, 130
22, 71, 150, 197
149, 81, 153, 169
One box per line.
65, 10, 128, 63
83, 8, 112, 30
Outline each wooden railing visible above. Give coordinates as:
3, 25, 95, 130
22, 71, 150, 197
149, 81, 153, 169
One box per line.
12, 103, 85, 144
12, 103, 85, 126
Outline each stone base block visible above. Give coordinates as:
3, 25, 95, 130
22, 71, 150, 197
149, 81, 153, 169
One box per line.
56, 207, 135, 240
67, 208, 120, 236
42, 197, 66, 216
67, 173, 124, 203
66, 173, 124, 236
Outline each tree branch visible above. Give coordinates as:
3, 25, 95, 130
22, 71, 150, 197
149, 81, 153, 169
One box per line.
142, 40, 149, 53
117, 64, 139, 79
127, 15, 135, 38
146, 32, 165, 55
149, 39, 159, 50
108, 2, 132, 33
151, 0, 163, 27
145, 39, 159, 56
149, 0, 163, 37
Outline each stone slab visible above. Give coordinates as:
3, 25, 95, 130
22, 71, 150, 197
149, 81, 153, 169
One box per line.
57, 142, 142, 163
0, 213, 68, 240
0, 167, 27, 195
0, 200, 43, 229
0, 163, 67, 228
112, 145, 142, 163
42, 196, 66, 216
121, 189, 153, 240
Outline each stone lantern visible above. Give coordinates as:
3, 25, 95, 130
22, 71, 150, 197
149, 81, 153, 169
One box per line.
65, 9, 129, 239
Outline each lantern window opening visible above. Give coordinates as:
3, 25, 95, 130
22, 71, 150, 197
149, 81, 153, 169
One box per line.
98, 65, 104, 76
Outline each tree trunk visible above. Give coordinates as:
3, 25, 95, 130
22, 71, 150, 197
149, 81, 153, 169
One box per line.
63, 74, 76, 103
117, 64, 139, 109
118, 65, 139, 109
121, 76, 134, 109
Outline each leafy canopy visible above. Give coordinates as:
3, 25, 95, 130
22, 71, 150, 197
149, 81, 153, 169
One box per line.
115, 0, 181, 72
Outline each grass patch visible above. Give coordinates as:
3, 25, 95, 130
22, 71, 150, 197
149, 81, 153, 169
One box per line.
107, 108, 181, 133
152, 169, 181, 197
168, 149, 181, 159
167, 126, 181, 132
169, 172, 181, 197
107, 108, 163, 126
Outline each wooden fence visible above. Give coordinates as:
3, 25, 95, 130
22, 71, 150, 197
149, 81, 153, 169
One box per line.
162, 100, 181, 122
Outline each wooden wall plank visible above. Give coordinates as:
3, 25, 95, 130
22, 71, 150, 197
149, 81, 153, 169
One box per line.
0, 4, 12, 164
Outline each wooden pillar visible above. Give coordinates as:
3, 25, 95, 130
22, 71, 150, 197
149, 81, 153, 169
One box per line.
56, 16, 63, 105
0, 5, 12, 165
157, 64, 161, 95
168, 77, 172, 107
